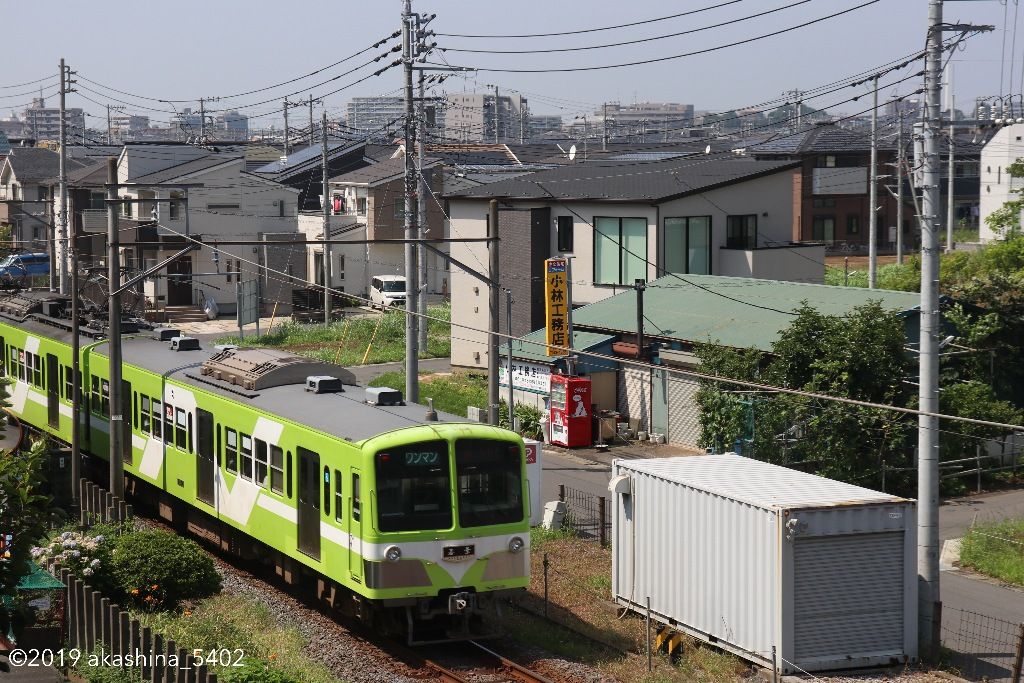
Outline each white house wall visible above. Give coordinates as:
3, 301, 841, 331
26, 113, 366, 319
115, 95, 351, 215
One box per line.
979, 125, 1024, 241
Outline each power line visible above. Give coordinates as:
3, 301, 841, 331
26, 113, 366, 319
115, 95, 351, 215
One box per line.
440, 0, 814, 55
429, 1, 880, 73
435, 0, 748, 38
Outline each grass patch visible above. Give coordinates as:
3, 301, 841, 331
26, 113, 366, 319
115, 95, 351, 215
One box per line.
369, 370, 487, 417
514, 536, 747, 682
134, 594, 342, 683
215, 302, 451, 366
959, 518, 1024, 586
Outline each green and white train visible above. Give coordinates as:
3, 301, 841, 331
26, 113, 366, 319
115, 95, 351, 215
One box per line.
0, 291, 529, 642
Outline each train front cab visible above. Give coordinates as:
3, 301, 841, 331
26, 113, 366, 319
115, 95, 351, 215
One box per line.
357, 426, 531, 643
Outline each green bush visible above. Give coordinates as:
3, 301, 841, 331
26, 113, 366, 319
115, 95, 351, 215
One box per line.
109, 530, 221, 609
223, 660, 303, 683
74, 648, 142, 683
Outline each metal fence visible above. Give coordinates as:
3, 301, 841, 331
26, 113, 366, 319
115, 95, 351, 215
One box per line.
558, 484, 611, 546
941, 605, 1024, 682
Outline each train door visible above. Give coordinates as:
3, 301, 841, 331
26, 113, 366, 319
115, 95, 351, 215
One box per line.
297, 447, 321, 560
348, 470, 362, 582
196, 408, 215, 506
46, 354, 59, 428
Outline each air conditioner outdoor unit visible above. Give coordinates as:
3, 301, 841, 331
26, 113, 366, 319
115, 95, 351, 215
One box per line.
272, 200, 280, 207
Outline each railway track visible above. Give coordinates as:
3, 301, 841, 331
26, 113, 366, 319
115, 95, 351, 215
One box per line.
417, 640, 558, 683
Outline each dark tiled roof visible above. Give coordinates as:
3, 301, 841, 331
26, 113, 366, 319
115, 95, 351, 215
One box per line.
130, 154, 240, 184
4, 147, 63, 182
330, 156, 441, 185
67, 160, 108, 187
751, 124, 897, 156
445, 156, 799, 202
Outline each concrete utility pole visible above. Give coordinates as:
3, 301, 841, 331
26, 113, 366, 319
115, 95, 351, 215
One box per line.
897, 110, 905, 264
283, 99, 291, 156
946, 65, 956, 254
869, 74, 880, 289
309, 95, 315, 146
494, 85, 500, 143
919, 0, 943, 660
199, 98, 206, 140
506, 288, 514, 429
402, 0, 420, 403
322, 111, 331, 325
70, 174, 81, 506
106, 158, 124, 499
58, 58, 68, 295
417, 69, 429, 350
488, 199, 500, 425
603, 102, 608, 151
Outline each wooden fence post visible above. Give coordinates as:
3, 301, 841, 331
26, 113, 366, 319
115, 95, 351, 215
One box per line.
118, 610, 130, 659
598, 496, 607, 546
151, 632, 163, 683
100, 597, 111, 651
176, 646, 188, 683
164, 639, 177, 683
128, 618, 140, 667
89, 591, 102, 654
558, 484, 565, 502
79, 478, 87, 525
141, 626, 153, 681
1011, 623, 1024, 683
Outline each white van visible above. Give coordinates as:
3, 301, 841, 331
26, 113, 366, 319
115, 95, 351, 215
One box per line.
369, 275, 407, 308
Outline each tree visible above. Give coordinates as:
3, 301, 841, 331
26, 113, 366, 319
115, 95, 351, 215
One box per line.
696, 303, 917, 494
0, 438, 54, 636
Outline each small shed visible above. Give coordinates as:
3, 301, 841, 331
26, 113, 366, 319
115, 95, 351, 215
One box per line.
610, 455, 917, 675
3, 562, 65, 650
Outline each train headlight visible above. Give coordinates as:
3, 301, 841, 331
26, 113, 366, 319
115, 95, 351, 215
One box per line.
508, 536, 525, 554
384, 545, 402, 562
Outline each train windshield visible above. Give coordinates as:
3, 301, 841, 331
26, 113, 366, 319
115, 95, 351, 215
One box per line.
374, 440, 452, 532
455, 439, 524, 528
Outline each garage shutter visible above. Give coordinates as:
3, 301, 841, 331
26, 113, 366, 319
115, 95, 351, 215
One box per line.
793, 532, 905, 663
666, 371, 701, 448
618, 367, 650, 432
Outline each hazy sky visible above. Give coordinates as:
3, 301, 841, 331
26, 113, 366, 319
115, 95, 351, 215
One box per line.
2, 0, 1021, 129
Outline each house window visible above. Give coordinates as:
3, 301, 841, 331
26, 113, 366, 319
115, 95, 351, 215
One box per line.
356, 197, 367, 216
812, 198, 837, 208
37, 186, 48, 201
169, 193, 182, 220
121, 197, 132, 218
337, 254, 345, 280
846, 214, 860, 234
393, 196, 405, 220
594, 216, 647, 285
207, 203, 240, 212
556, 215, 574, 252
817, 155, 837, 168
313, 252, 325, 286
663, 216, 711, 275
812, 216, 836, 243
726, 215, 757, 249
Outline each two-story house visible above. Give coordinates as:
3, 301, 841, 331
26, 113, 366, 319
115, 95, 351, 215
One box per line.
978, 123, 1024, 241
0, 146, 85, 254
444, 155, 824, 370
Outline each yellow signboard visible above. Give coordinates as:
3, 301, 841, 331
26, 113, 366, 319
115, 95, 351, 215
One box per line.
545, 258, 568, 356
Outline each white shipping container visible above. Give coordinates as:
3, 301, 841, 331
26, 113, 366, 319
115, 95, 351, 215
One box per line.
610, 455, 917, 675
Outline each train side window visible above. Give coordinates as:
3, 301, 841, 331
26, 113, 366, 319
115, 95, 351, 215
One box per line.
216, 425, 222, 465
132, 392, 138, 429
240, 434, 253, 480
352, 473, 361, 522
225, 429, 238, 473
140, 396, 150, 433
89, 376, 99, 415
0, 336, 4, 375
286, 452, 293, 498
64, 366, 72, 400
152, 399, 162, 440
175, 408, 187, 450
100, 380, 110, 417
269, 445, 284, 494
163, 403, 174, 442
334, 469, 342, 522
254, 439, 268, 487
187, 412, 193, 453
323, 467, 331, 517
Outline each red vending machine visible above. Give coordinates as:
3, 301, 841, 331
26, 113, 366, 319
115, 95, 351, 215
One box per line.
549, 375, 592, 448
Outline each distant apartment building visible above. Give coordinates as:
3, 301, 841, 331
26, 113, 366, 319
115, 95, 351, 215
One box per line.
596, 102, 694, 142
216, 110, 249, 138
444, 92, 528, 143
22, 97, 85, 142
110, 114, 150, 141
346, 97, 405, 137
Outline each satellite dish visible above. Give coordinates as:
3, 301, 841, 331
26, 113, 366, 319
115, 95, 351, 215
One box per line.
704, 145, 711, 154
568, 144, 577, 161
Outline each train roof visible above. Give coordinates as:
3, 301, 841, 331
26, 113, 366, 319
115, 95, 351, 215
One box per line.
1, 300, 473, 442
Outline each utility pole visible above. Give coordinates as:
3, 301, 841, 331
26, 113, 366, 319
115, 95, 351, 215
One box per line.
506, 288, 514, 430
488, 199, 500, 425
106, 104, 113, 145
635, 279, 646, 356
106, 158, 124, 499
402, 0, 420, 403
494, 85, 500, 143
417, 69, 429, 350
918, 0, 943, 660
309, 95, 315, 147
869, 74, 879, 289
946, 65, 956, 253
322, 111, 331, 325
70, 174, 81, 507
603, 102, 608, 151
58, 58, 68, 295
897, 109, 905, 264
283, 99, 291, 156
199, 98, 206, 140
